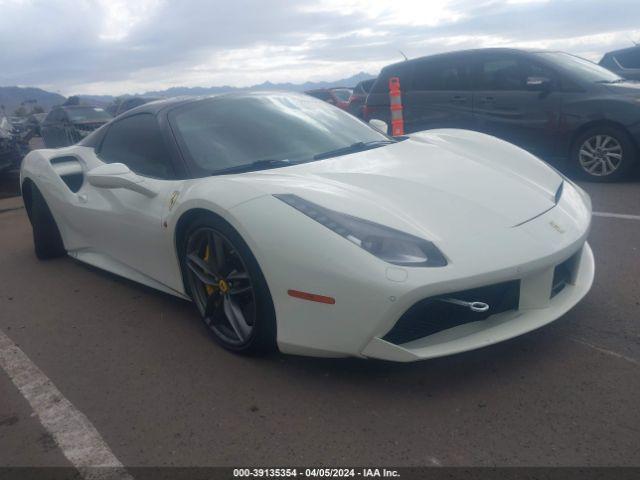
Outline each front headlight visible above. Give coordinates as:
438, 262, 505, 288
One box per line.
275, 194, 447, 267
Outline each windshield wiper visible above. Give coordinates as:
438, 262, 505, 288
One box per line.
212, 158, 296, 175
313, 140, 395, 161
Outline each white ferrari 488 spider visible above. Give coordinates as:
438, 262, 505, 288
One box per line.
20, 92, 594, 361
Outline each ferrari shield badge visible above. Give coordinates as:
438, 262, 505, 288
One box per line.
168, 191, 180, 211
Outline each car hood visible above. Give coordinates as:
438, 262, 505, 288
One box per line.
230, 129, 562, 241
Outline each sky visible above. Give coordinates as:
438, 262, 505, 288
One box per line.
1, 0, 639, 96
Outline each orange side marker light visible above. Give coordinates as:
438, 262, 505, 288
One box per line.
287, 289, 336, 305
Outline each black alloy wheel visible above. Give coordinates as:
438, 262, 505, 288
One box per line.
182, 216, 276, 354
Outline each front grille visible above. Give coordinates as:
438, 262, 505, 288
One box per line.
383, 280, 520, 345
551, 254, 577, 298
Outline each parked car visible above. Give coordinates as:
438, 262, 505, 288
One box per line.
26, 112, 47, 136
305, 88, 353, 110
108, 96, 157, 117
599, 45, 640, 81
0, 115, 15, 171
347, 79, 376, 117
0, 115, 27, 172
365, 48, 640, 181
8, 115, 37, 144
21, 92, 593, 360
8, 116, 29, 136
42, 105, 112, 148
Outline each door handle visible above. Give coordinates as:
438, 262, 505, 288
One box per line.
450, 95, 467, 103
480, 96, 495, 102
77, 194, 88, 203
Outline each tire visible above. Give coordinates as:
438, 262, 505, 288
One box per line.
30, 186, 66, 260
570, 126, 637, 182
180, 215, 277, 355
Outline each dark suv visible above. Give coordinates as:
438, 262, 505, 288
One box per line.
600, 45, 640, 81
365, 48, 640, 181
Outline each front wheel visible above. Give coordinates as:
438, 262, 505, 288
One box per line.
29, 186, 66, 260
571, 126, 637, 182
181, 215, 277, 355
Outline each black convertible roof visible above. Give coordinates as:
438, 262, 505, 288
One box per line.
119, 91, 311, 118
78, 91, 310, 147
118, 96, 199, 117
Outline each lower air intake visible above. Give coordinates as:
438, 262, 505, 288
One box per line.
383, 280, 520, 345
551, 253, 577, 298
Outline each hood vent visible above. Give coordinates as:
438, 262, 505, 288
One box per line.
512, 181, 564, 228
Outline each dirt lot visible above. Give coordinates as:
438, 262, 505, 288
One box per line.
0, 160, 639, 470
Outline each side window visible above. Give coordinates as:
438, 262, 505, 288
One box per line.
525, 61, 557, 84
412, 58, 471, 91
371, 63, 414, 94
98, 114, 175, 179
479, 58, 526, 90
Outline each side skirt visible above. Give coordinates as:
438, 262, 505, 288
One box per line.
67, 249, 191, 300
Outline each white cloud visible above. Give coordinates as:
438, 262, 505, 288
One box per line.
97, 0, 163, 41
1, 0, 639, 95
301, 0, 464, 26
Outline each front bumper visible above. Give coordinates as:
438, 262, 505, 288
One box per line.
231, 181, 593, 361
360, 242, 594, 362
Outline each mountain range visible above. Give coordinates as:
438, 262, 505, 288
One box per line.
0, 86, 66, 114
141, 71, 375, 98
0, 72, 375, 114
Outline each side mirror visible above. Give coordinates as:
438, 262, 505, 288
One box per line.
87, 163, 157, 197
369, 118, 389, 134
526, 76, 552, 91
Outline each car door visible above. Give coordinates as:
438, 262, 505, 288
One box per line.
472, 53, 563, 158
403, 54, 475, 133
70, 113, 185, 289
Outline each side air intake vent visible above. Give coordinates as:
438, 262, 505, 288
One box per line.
50, 156, 84, 193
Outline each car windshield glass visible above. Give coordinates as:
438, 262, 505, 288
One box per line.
66, 107, 112, 123
170, 93, 391, 175
332, 89, 352, 101
536, 52, 623, 83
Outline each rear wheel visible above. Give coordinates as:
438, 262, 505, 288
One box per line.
181, 215, 276, 355
29, 186, 66, 260
571, 126, 637, 181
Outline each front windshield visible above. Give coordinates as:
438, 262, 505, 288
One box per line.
536, 52, 623, 83
66, 107, 112, 123
170, 93, 389, 174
